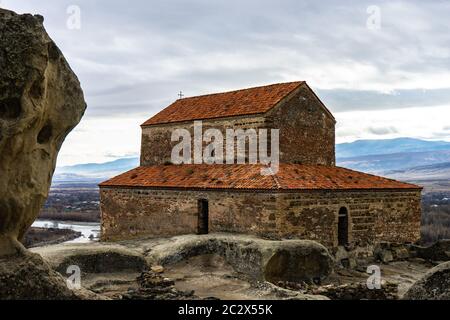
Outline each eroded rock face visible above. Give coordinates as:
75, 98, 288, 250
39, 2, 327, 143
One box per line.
403, 261, 450, 300
145, 234, 333, 284
0, 252, 101, 300
264, 246, 331, 284
0, 8, 86, 256
32, 243, 149, 274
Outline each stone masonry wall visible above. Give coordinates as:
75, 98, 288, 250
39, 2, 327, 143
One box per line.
140, 115, 269, 166
278, 190, 422, 247
100, 187, 279, 241
140, 84, 336, 166
100, 187, 421, 247
266, 84, 336, 165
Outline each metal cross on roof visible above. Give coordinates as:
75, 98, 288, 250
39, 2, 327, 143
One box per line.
178, 91, 184, 99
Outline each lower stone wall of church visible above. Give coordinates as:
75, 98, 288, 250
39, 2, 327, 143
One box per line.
278, 190, 422, 247
100, 187, 421, 247
99, 187, 280, 241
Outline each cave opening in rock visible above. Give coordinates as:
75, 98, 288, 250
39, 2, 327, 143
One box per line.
264, 248, 330, 284
338, 207, 349, 246
37, 123, 53, 144
0, 97, 22, 119
264, 250, 291, 283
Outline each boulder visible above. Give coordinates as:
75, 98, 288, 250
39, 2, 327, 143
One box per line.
145, 234, 333, 284
410, 240, 450, 262
151, 265, 165, 273
392, 246, 410, 260
0, 252, 100, 300
31, 243, 149, 274
403, 261, 450, 300
0, 8, 86, 256
378, 250, 394, 264
263, 242, 332, 284
374, 242, 411, 263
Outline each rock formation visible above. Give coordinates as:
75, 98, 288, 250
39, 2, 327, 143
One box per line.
32, 243, 149, 274
145, 234, 333, 284
403, 261, 450, 300
0, 8, 86, 256
32, 236, 330, 300
0, 252, 100, 300
410, 240, 450, 262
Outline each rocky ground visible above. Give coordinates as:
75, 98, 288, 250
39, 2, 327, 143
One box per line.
0, 251, 101, 300
31, 234, 330, 300
27, 234, 450, 300
403, 261, 450, 299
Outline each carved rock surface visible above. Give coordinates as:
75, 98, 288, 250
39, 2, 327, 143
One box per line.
0, 8, 86, 256
145, 234, 333, 284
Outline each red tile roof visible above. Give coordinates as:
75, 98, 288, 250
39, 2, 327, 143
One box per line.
99, 164, 422, 191
141, 82, 304, 126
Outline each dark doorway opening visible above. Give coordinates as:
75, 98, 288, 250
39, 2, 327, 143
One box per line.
197, 199, 209, 234
338, 207, 349, 246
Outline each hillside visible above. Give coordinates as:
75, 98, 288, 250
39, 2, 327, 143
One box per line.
336, 138, 450, 159
385, 162, 450, 191
55, 157, 139, 179
337, 150, 450, 174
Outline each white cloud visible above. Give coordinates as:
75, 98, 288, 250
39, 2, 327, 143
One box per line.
2, 0, 449, 165
335, 105, 450, 143
57, 116, 143, 165
367, 126, 398, 135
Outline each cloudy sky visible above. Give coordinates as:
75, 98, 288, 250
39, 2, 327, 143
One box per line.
2, 0, 450, 166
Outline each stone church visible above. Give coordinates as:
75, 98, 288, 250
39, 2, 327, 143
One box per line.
99, 81, 422, 248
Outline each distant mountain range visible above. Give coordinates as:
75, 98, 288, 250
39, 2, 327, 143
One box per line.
53, 138, 450, 188
335, 138, 450, 191
336, 138, 450, 158
337, 150, 450, 173
54, 157, 139, 182
387, 162, 450, 181
385, 162, 450, 192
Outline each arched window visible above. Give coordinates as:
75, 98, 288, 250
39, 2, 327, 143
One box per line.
338, 207, 349, 246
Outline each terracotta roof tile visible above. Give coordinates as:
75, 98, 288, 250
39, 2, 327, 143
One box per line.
141, 82, 304, 126
99, 164, 422, 191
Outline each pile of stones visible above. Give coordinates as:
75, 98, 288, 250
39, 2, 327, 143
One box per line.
274, 280, 313, 292
122, 266, 198, 300
374, 242, 411, 263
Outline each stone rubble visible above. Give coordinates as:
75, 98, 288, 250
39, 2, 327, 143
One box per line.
122, 270, 200, 300
311, 281, 398, 300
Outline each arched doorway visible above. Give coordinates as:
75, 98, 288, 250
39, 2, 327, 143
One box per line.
338, 207, 349, 246
197, 199, 209, 234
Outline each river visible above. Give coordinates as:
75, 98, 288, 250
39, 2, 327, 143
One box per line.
31, 219, 101, 243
